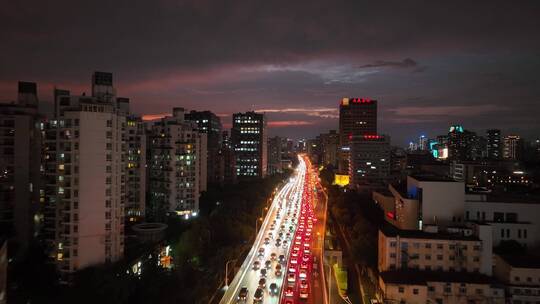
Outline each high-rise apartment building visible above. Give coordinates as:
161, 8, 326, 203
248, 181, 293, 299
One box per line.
486, 129, 501, 160
0, 82, 42, 258
44, 72, 127, 276
148, 108, 206, 220
338, 97, 377, 173
125, 115, 146, 222
231, 112, 267, 178
185, 111, 222, 185
503, 135, 522, 160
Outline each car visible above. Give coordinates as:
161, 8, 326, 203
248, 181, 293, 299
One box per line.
300, 261, 308, 269
285, 286, 294, 297
258, 278, 266, 289
237, 287, 249, 302
299, 288, 308, 299
265, 260, 272, 269
299, 269, 307, 279
268, 232, 273, 239
304, 248, 310, 255
292, 250, 298, 257
269, 283, 278, 295
275, 268, 282, 277
264, 238, 270, 245
270, 252, 277, 260
253, 261, 260, 270
258, 247, 264, 257
290, 258, 298, 264
285, 300, 294, 304
300, 279, 308, 289
302, 254, 310, 262
253, 288, 264, 303
288, 266, 296, 273
260, 268, 267, 277
287, 272, 296, 283
279, 254, 286, 264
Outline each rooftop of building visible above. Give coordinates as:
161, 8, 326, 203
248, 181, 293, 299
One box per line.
380, 270, 500, 286
410, 174, 458, 182
380, 222, 479, 241
497, 253, 540, 269
467, 190, 540, 205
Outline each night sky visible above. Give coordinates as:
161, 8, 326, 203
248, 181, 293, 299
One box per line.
1, 0, 539, 145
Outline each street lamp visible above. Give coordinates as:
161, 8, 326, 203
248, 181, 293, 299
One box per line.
255, 217, 263, 235
224, 258, 237, 289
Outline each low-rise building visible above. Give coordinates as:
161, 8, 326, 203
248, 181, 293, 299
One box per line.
378, 224, 492, 275
465, 192, 540, 247
493, 254, 540, 304
373, 175, 465, 230
379, 270, 505, 304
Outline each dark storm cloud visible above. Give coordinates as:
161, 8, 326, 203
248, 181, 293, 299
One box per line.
1, 0, 539, 142
358, 58, 417, 69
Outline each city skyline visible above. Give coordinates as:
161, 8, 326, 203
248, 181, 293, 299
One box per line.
1, 1, 540, 143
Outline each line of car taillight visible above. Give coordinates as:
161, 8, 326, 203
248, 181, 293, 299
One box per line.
280, 168, 315, 304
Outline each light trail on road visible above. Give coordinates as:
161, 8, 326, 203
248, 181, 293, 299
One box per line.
219, 156, 307, 304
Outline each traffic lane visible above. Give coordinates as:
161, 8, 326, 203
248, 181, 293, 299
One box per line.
227, 160, 306, 303
224, 174, 299, 304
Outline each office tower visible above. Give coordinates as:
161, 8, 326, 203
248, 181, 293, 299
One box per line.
338, 97, 377, 173
268, 136, 283, 175
349, 135, 390, 187
0, 82, 42, 258
320, 130, 339, 168
149, 108, 205, 220
503, 135, 522, 160
185, 111, 222, 185
231, 112, 267, 178
486, 129, 501, 160
44, 72, 127, 276
125, 115, 146, 223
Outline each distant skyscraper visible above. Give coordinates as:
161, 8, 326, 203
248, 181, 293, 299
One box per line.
0, 82, 41, 259
44, 72, 127, 276
267, 136, 283, 175
231, 112, 267, 178
486, 129, 501, 160
418, 135, 428, 151
503, 135, 522, 160
320, 130, 339, 168
185, 111, 222, 185
447, 125, 482, 161
149, 108, 206, 220
338, 97, 377, 173
218, 131, 237, 185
